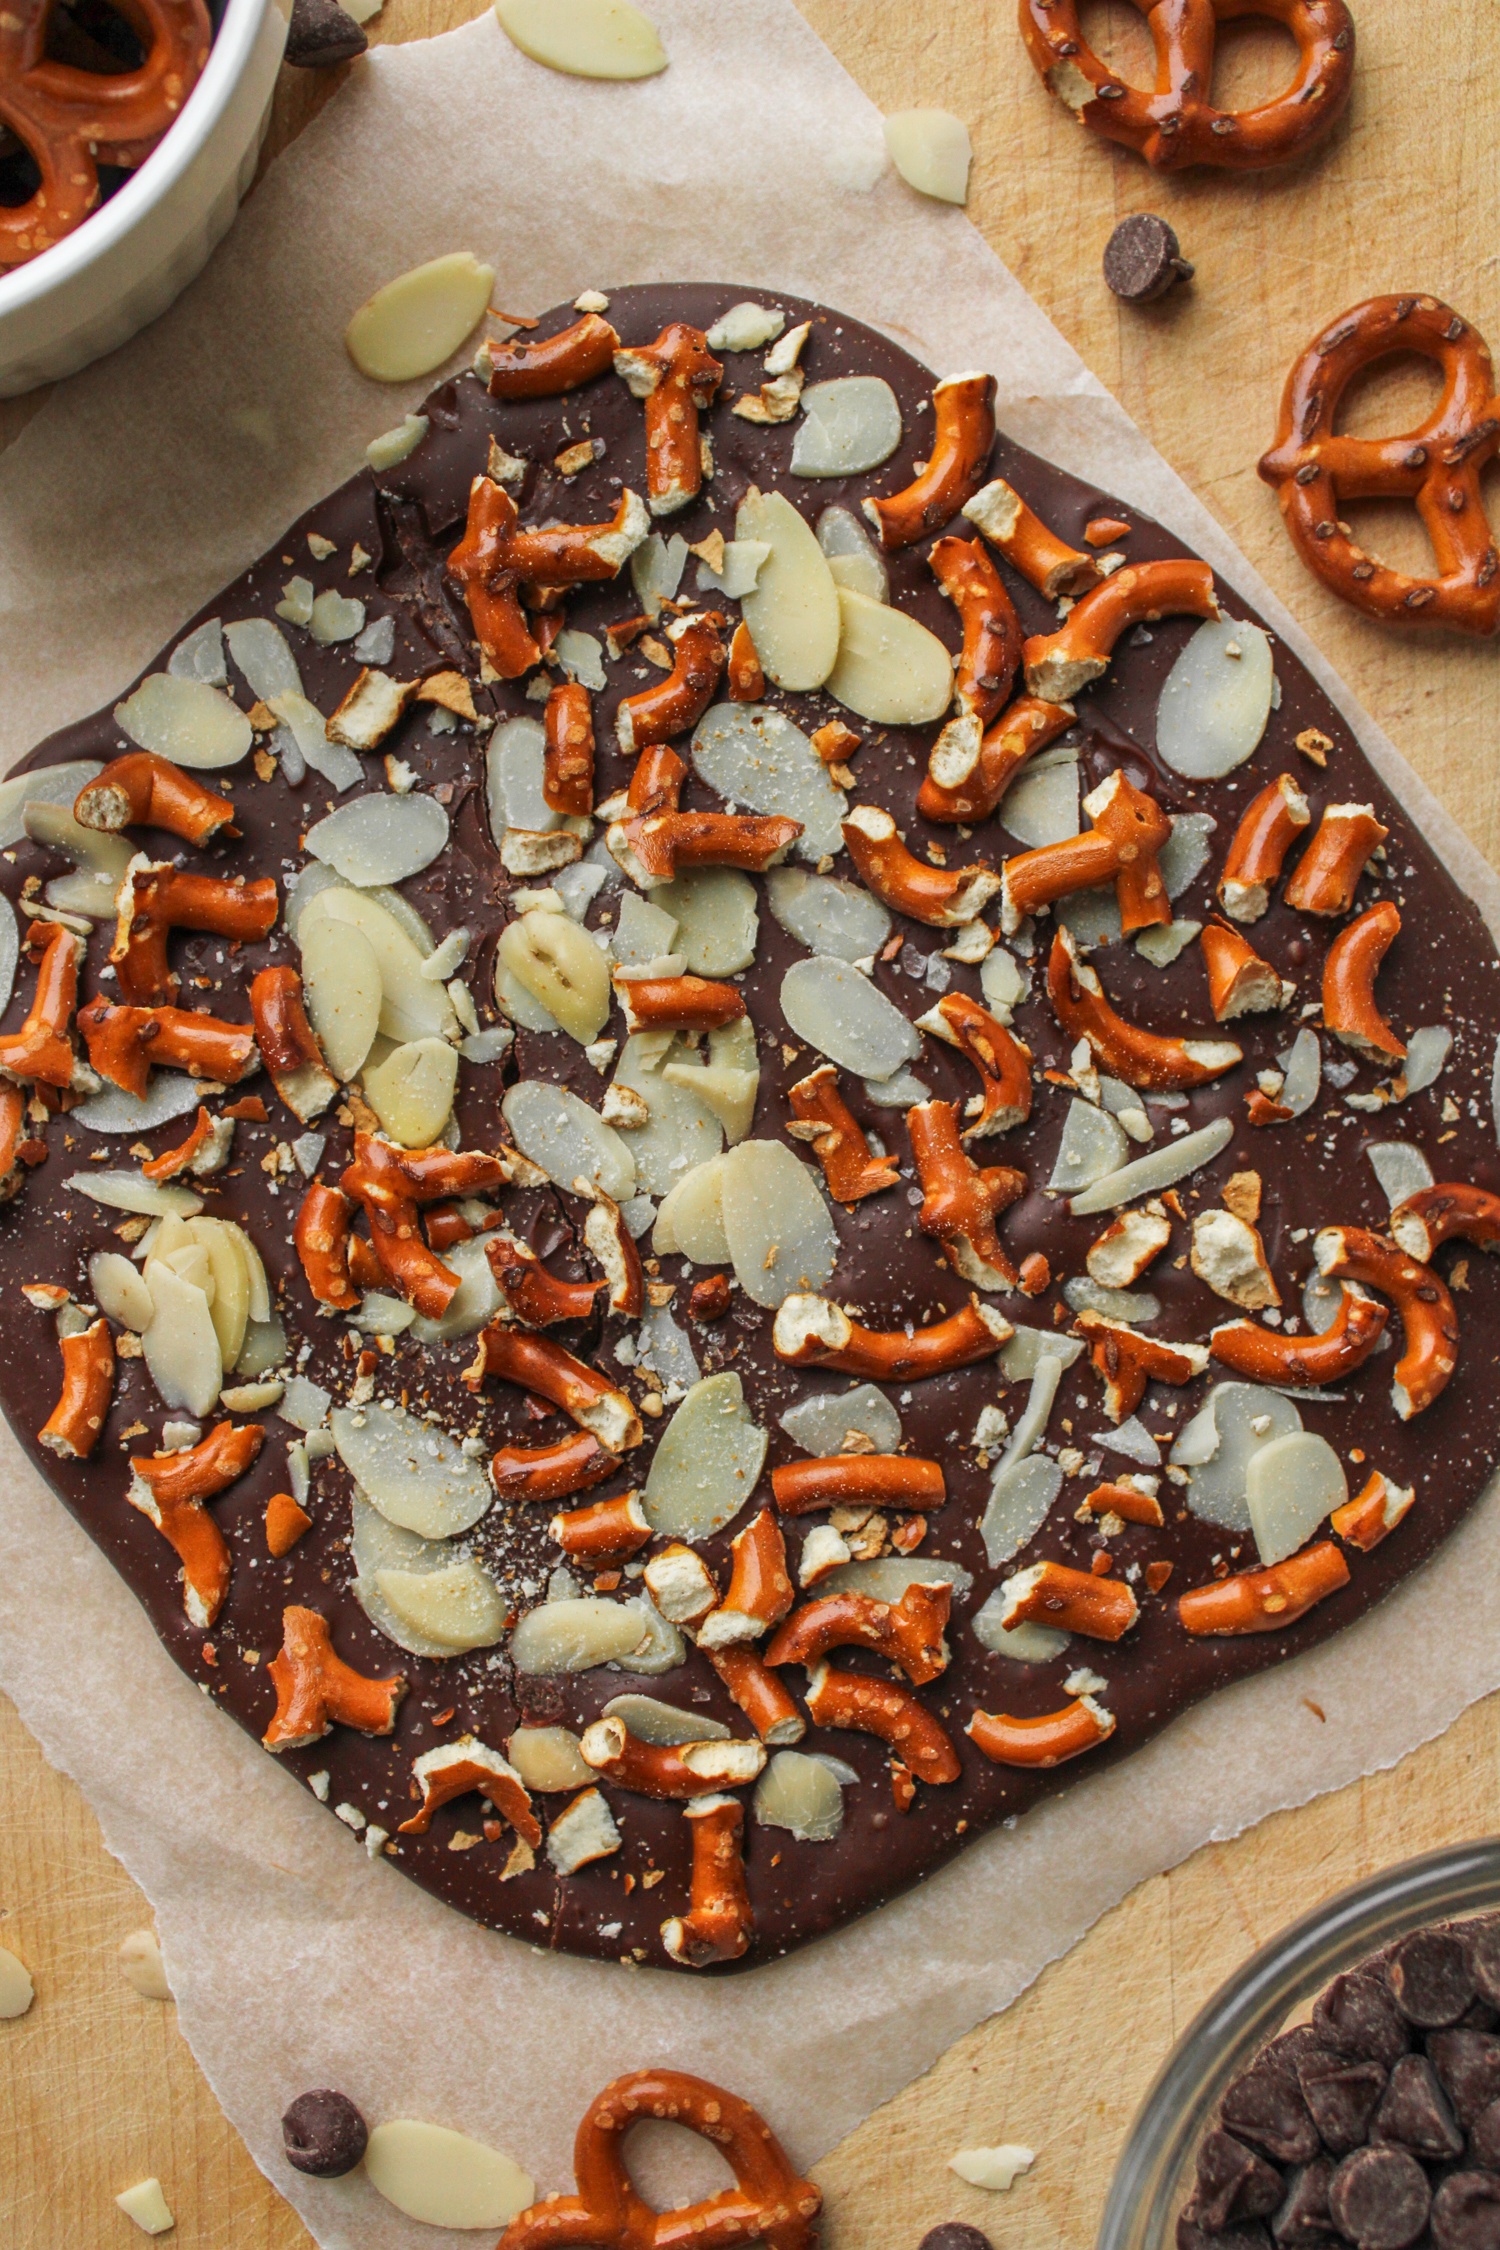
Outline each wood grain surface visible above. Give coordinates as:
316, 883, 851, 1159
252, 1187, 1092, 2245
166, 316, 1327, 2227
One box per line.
3, 1, 1498, 2242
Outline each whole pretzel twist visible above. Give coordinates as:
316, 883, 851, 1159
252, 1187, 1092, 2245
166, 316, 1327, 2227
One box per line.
1019, 0, 1355, 173
1259, 294, 1500, 634
0, 0, 212, 268
498, 2068, 822, 2249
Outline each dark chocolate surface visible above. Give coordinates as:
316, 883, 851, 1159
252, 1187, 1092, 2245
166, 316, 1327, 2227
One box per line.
4, 282, 1500, 1974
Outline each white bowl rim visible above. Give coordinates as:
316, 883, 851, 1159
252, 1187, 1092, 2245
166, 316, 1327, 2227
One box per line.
0, 0, 279, 318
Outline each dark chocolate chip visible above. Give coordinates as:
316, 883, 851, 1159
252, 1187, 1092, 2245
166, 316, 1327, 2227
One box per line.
1430, 2032, 1500, 2127
1464, 1919, 1500, 2012
1102, 214, 1195, 305
918, 2229, 993, 2250
1297, 2052, 1387, 2155
1314, 1971, 1411, 2067
1372, 2053, 1464, 2160
1470, 2096, 1500, 2170
1272, 2156, 1335, 2246
284, 0, 368, 69
1327, 2145, 1431, 2249
1224, 2053, 1323, 2166
1431, 2172, 1500, 2250
1179, 2220, 1272, 2250
281, 2088, 368, 2178
1390, 1931, 1475, 2029
1195, 2131, 1286, 2229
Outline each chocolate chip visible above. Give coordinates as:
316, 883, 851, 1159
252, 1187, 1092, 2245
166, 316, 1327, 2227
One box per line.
1296, 2051, 1387, 2154
1390, 1929, 1477, 2028
284, 0, 368, 68
1431, 2172, 1500, 2250
1464, 1918, 1500, 2011
1271, 2156, 1334, 2245
1102, 214, 1195, 305
918, 2230, 993, 2250
1429, 2031, 1500, 2126
1469, 2096, 1500, 2169
1371, 2052, 1463, 2160
281, 2088, 368, 2178
1179, 2220, 1272, 2250
1327, 2145, 1431, 2248
1314, 1970, 1410, 2066
1194, 2131, 1285, 2228
1222, 2053, 1322, 2166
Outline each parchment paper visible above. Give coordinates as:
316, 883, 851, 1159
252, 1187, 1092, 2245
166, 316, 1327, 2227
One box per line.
3, 4, 1500, 2241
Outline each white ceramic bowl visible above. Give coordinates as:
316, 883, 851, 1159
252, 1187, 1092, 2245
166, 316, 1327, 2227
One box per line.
0, 0, 287, 397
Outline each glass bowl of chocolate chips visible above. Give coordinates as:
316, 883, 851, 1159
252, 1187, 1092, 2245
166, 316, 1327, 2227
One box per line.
1098, 1836, 1500, 2250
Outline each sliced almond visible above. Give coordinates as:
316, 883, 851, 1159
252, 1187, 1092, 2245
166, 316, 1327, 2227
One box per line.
883, 107, 972, 203
497, 909, 611, 1046
608, 1034, 724, 1195
306, 793, 449, 887
641, 1372, 768, 1540
185, 1218, 249, 1372
300, 886, 457, 1045
1170, 1383, 1303, 1534
753, 1750, 844, 1842
1156, 619, 1273, 780
510, 1596, 655, 1674
88, 1250, 154, 1331
1246, 1430, 1347, 1568
375, 1559, 507, 1652
602, 1694, 730, 1745
363, 2120, 532, 2231
650, 867, 759, 975
114, 675, 252, 771
494, 0, 667, 79
332, 1402, 491, 1538
780, 954, 921, 1081
766, 864, 891, 961
825, 586, 953, 726
362, 1037, 459, 1146
502, 1079, 637, 1200
718, 1137, 837, 1308
691, 701, 846, 859
141, 1261, 222, 1418
791, 377, 903, 478
345, 252, 496, 383
653, 1155, 731, 1263
0, 760, 104, 852
735, 487, 841, 691
506, 1725, 593, 1791
300, 913, 382, 1082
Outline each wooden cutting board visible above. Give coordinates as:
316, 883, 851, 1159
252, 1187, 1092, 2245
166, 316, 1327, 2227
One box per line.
3, 2, 1497, 2241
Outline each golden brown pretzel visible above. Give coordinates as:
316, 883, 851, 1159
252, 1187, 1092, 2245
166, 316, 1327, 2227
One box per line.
1018, 0, 1355, 174
1259, 295, 1500, 634
0, 0, 211, 268
497, 2068, 821, 2249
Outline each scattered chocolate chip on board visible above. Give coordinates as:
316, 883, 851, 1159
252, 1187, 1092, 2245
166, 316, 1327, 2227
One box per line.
1182, 1911, 1500, 2247
4, 282, 1500, 1973
1102, 213, 1194, 304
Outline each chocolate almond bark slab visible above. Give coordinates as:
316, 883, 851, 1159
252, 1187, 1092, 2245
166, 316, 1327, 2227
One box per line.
3, 282, 1499, 1973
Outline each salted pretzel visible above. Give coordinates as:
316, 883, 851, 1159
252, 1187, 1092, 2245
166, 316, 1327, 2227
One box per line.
0, 0, 212, 268
1259, 294, 1500, 635
498, 2067, 822, 2249
1019, 0, 1355, 173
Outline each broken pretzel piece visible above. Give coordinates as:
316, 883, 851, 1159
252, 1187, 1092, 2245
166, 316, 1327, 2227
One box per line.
765, 1581, 952, 1686
1391, 1183, 1500, 1266
1315, 1224, 1457, 1419
863, 372, 995, 550
74, 753, 236, 846
787, 1063, 900, 1204
466, 1323, 643, 1452
1000, 767, 1170, 935
707, 1646, 806, 1746
770, 1453, 945, 1516
929, 532, 1023, 727
615, 610, 725, 752
250, 966, 339, 1124
542, 680, 595, 816
697, 1509, 794, 1650
1000, 1559, 1138, 1642
907, 1097, 1025, 1291
142, 1105, 234, 1182
661, 1793, 755, 1968
804, 1662, 960, 1784
77, 993, 258, 1100
1179, 1542, 1350, 1637
578, 1715, 765, 1800
1283, 802, 1388, 917
963, 477, 1102, 600
1331, 1469, 1415, 1554
294, 1182, 360, 1310
1074, 1310, 1209, 1424
613, 322, 722, 515
487, 311, 619, 398
1023, 559, 1219, 703
128, 1422, 265, 1630
341, 1136, 512, 1318
919, 691, 1074, 827
491, 1430, 618, 1507
111, 860, 277, 1007
1211, 1282, 1386, 1389
1200, 922, 1295, 1022
39, 1314, 114, 1459
447, 477, 647, 679
0, 923, 91, 1093
1218, 773, 1311, 924
773, 1291, 1011, 1381
550, 1491, 651, 1567
842, 804, 1001, 927
1048, 926, 1241, 1090
397, 1736, 540, 1846
915, 991, 1032, 1136
967, 1695, 1114, 1769
263, 1605, 406, 1751
1322, 900, 1404, 1062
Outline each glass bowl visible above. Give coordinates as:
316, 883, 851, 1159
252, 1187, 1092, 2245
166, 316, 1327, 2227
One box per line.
1096, 1835, 1500, 2249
